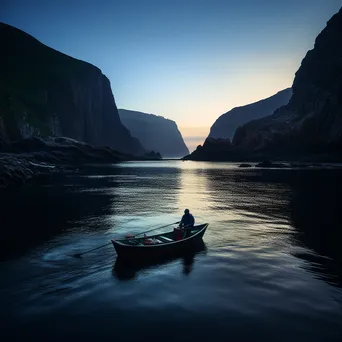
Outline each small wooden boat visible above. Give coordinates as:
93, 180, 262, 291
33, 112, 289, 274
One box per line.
112, 240, 207, 280
111, 223, 208, 261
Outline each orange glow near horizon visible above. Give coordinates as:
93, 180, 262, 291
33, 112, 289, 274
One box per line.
179, 126, 210, 153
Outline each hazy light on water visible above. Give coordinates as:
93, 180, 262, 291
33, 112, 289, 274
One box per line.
0, 161, 342, 341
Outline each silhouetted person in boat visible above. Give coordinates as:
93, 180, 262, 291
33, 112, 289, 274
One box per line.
180, 209, 195, 238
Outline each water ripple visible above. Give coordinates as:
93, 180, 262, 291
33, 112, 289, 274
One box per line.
0, 161, 341, 341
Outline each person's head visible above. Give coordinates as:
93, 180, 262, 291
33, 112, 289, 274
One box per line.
184, 209, 190, 215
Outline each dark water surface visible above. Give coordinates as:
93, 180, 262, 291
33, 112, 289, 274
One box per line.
0, 161, 342, 341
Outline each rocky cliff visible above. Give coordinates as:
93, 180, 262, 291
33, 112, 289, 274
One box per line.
209, 88, 292, 140
185, 7, 342, 162
0, 22, 145, 156
118, 109, 189, 158
233, 7, 342, 159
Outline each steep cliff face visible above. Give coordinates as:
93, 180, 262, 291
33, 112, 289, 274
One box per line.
186, 7, 342, 161
0, 22, 145, 156
233, 8, 342, 158
118, 109, 189, 158
209, 88, 292, 140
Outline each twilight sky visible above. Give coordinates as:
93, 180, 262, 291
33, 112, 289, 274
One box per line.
1, 0, 341, 151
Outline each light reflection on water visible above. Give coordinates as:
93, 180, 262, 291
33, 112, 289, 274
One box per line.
0, 160, 342, 341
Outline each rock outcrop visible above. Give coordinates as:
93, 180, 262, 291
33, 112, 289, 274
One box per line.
0, 134, 166, 190
0, 136, 140, 189
209, 88, 292, 140
185, 7, 342, 162
118, 109, 189, 158
0, 22, 145, 156
0, 155, 43, 189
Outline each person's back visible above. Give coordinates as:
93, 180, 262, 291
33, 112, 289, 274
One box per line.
180, 209, 195, 237
181, 213, 194, 227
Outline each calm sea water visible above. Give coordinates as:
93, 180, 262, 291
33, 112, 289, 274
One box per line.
0, 160, 342, 341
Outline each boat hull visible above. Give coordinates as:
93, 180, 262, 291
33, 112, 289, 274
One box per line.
113, 240, 207, 280
112, 223, 208, 262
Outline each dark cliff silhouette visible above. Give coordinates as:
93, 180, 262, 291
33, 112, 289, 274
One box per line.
0, 22, 145, 156
209, 88, 292, 140
185, 7, 342, 162
119, 109, 189, 158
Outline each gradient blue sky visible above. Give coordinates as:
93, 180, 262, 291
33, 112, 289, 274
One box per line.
1, 0, 341, 151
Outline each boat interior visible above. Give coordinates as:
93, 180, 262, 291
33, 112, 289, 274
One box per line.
120, 225, 204, 246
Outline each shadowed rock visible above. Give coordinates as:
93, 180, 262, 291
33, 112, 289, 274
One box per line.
209, 88, 292, 140
119, 109, 189, 158
0, 22, 145, 156
232, 8, 342, 159
255, 161, 289, 168
0, 136, 147, 189
185, 8, 342, 162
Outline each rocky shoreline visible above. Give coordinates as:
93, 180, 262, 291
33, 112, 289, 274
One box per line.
0, 136, 160, 189
183, 137, 342, 163
238, 160, 342, 169
0, 154, 58, 189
